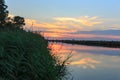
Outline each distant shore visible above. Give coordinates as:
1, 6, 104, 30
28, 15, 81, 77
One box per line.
48, 40, 120, 48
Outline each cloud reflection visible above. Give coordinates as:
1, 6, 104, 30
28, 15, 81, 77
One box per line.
70, 57, 101, 69
49, 43, 101, 69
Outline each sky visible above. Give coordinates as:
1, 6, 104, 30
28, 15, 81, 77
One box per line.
6, 0, 120, 40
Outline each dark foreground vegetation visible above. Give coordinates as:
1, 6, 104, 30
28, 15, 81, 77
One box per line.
0, 0, 68, 80
0, 29, 68, 80
49, 40, 120, 48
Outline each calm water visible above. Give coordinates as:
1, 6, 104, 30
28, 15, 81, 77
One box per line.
49, 42, 120, 80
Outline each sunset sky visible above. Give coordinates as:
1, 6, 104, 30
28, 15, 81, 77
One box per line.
6, 0, 120, 40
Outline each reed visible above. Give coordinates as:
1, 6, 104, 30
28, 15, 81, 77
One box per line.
0, 29, 68, 80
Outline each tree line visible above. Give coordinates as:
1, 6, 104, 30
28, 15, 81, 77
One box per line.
49, 39, 120, 48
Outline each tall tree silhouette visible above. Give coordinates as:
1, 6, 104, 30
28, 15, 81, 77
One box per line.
0, 0, 9, 27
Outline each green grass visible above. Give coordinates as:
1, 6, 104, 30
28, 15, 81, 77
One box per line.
0, 29, 67, 80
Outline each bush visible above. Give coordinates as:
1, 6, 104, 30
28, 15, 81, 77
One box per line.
0, 29, 67, 80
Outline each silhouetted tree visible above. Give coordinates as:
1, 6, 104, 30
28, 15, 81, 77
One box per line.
13, 16, 25, 29
0, 0, 26, 30
0, 0, 9, 27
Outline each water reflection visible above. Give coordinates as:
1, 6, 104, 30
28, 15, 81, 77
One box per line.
49, 42, 120, 80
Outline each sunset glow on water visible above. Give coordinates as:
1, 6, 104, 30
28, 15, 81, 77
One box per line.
49, 42, 120, 80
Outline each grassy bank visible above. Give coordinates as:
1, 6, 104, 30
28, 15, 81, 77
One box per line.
0, 29, 67, 80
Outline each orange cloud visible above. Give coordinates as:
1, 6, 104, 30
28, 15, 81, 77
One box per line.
54, 16, 103, 27
25, 19, 70, 32
9, 15, 119, 40
25, 18, 80, 34
24, 16, 104, 33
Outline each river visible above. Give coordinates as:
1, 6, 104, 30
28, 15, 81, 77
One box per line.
49, 42, 120, 80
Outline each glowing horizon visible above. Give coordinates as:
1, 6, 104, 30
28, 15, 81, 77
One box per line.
6, 0, 120, 40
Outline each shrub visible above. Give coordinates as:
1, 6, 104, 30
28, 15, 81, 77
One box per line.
0, 29, 67, 80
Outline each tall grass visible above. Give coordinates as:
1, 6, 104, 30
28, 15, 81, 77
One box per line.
0, 29, 68, 80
